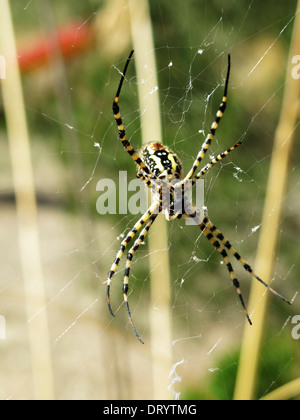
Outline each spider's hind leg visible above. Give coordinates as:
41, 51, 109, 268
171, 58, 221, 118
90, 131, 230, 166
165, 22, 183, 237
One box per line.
106, 202, 159, 317
123, 213, 158, 344
200, 223, 252, 324
184, 204, 252, 323
204, 216, 291, 305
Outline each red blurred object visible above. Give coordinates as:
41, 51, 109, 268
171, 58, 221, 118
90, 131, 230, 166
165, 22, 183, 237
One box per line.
18, 21, 95, 72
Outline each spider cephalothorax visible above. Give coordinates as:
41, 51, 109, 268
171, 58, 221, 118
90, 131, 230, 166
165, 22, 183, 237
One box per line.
137, 141, 184, 220
106, 50, 291, 344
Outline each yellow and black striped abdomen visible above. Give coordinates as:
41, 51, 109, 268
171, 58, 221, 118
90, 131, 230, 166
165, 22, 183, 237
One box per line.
138, 142, 183, 181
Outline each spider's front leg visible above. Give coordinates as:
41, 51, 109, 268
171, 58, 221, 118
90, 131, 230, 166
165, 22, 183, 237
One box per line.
113, 50, 152, 176
184, 54, 231, 181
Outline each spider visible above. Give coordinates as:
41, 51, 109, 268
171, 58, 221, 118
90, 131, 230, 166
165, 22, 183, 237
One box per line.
106, 50, 291, 344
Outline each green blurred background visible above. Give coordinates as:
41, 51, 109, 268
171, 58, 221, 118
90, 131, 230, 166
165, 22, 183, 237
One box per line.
0, 0, 299, 400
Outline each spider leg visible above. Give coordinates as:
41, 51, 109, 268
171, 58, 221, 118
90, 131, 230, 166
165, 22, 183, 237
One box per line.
184, 204, 251, 322
106, 201, 160, 316
137, 171, 175, 216
137, 171, 162, 193
203, 216, 291, 305
184, 54, 231, 181
200, 223, 252, 324
137, 171, 152, 188
113, 50, 152, 176
185, 205, 290, 323
123, 213, 159, 344
191, 140, 242, 184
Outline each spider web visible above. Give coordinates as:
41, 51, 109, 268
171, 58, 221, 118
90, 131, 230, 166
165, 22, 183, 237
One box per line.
1, 0, 300, 401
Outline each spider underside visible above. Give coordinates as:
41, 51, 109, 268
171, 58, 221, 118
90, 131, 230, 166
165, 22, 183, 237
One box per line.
106, 50, 291, 344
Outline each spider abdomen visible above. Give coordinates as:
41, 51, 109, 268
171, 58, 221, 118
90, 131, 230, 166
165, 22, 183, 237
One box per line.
138, 141, 183, 180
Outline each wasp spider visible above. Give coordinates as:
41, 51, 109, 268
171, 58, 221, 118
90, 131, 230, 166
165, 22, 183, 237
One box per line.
106, 51, 290, 343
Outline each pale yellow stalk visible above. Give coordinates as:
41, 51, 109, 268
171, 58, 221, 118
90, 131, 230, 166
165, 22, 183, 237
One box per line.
0, 0, 54, 399
128, 0, 173, 400
234, 2, 300, 400
261, 378, 300, 400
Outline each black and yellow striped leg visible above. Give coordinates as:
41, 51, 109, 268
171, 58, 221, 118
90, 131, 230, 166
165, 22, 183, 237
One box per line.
137, 171, 162, 193
137, 171, 152, 189
184, 205, 251, 323
203, 217, 291, 305
123, 213, 158, 344
184, 54, 231, 180
191, 140, 242, 185
113, 50, 151, 176
200, 223, 252, 324
106, 201, 160, 317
